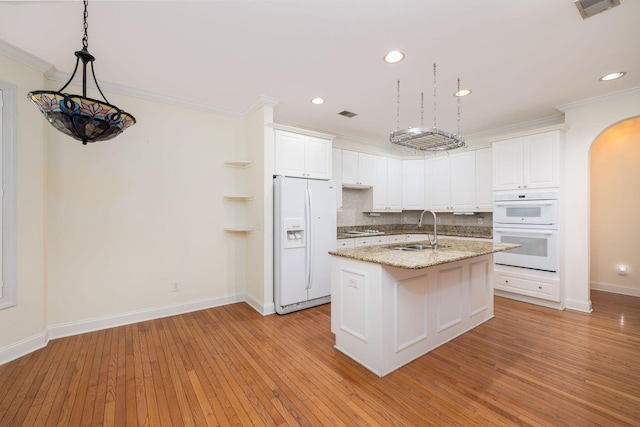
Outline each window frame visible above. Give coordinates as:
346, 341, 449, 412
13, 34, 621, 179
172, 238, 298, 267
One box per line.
0, 80, 17, 310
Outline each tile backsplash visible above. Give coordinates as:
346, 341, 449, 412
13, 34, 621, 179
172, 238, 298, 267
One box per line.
337, 188, 492, 228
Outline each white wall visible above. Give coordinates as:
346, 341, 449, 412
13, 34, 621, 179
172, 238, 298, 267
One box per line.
559, 88, 640, 311
0, 54, 46, 356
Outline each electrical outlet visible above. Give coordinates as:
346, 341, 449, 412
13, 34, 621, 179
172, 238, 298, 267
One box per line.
172, 282, 181, 292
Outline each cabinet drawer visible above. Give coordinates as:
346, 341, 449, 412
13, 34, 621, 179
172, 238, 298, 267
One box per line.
354, 236, 387, 247
336, 238, 355, 249
385, 234, 407, 244
495, 274, 559, 301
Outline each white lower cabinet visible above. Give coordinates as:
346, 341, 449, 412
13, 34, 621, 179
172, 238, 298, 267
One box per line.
494, 266, 561, 304
386, 234, 407, 244
336, 238, 355, 249
355, 235, 387, 247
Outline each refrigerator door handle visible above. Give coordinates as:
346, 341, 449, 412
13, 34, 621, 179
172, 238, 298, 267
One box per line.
305, 187, 312, 290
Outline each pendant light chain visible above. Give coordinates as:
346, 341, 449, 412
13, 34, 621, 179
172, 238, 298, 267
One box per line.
457, 77, 461, 136
420, 92, 424, 126
433, 63, 437, 129
82, 1, 89, 49
396, 79, 400, 130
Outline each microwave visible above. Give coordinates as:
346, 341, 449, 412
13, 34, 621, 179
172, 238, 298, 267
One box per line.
493, 191, 559, 226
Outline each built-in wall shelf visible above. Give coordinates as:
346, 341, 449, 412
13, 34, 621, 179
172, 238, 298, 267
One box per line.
224, 160, 253, 168
224, 195, 254, 201
224, 160, 253, 234
224, 227, 254, 233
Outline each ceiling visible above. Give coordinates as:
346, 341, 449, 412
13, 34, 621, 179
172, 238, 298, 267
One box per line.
1, 0, 638, 145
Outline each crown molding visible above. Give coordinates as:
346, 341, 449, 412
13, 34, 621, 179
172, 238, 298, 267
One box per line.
0, 39, 55, 77
464, 114, 566, 143
244, 95, 281, 117
47, 69, 246, 118
0, 38, 268, 120
556, 86, 640, 112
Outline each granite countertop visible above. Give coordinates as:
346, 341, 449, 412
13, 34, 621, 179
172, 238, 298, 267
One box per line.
337, 225, 493, 240
329, 238, 519, 270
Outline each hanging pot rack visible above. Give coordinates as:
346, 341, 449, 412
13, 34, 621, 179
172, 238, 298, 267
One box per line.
390, 63, 466, 152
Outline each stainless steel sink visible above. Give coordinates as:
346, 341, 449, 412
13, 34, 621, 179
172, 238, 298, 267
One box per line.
391, 244, 451, 251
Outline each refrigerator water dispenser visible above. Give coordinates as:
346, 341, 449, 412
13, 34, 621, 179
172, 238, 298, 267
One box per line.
283, 218, 305, 249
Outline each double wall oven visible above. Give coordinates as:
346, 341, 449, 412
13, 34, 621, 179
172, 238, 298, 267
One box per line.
493, 190, 559, 272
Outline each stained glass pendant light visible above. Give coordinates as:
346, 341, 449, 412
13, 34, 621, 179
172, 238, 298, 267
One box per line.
28, 1, 135, 145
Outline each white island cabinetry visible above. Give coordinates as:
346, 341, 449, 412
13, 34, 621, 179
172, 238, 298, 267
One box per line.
329, 239, 516, 377
331, 252, 493, 377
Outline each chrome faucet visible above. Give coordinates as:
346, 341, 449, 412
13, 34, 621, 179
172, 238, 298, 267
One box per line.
418, 209, 438, 248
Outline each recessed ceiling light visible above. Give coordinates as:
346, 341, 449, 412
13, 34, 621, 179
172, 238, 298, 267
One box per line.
383, 51, 405, 64
311, 97, 325, 105
454, 89, 472, 97
599, 72, 626, 81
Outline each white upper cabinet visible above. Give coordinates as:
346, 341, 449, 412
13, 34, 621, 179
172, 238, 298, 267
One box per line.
428, 156, 452, 210
332, 148, 343, 209
275, 130, 331, 180
342, 150, 375, 188
402, 159, 424, 210
475, 148, 493, 210
426, 150, 491, 212
493, 130, 561, 190
450, 151, 476, 211
369, 156, 402, 211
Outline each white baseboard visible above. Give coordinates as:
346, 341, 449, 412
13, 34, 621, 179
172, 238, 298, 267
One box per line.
591, 282, 640, 298
1, 292, 278, 366
565, 298, 593, 313
47, 293, 245, 340
245, 293, 276, 316
494, 291, 565, 310
0, 332, 48, 366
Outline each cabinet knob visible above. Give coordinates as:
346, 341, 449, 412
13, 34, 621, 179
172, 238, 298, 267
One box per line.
505, 280, 509, 283
538, 286, 542, 290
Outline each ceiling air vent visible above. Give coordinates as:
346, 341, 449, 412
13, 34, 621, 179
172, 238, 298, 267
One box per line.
338, 110, 358, 118
574, 0, 620, 19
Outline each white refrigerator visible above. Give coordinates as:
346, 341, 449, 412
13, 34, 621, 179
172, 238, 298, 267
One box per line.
274, 176, 337, 315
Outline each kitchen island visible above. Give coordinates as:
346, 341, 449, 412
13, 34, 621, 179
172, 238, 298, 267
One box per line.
329, 238, 518, 377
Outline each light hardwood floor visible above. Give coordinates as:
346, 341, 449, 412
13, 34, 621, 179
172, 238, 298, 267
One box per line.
1, 290, 639, 426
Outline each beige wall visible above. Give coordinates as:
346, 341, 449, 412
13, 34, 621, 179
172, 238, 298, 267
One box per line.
560, 89, 640, 312
44, 87, 249, 326
244, 104, 276, 313
0, 55, 46, 350
590, 117, 640, 295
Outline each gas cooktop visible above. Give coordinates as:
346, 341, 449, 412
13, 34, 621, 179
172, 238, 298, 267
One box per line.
341, 230, 385, 236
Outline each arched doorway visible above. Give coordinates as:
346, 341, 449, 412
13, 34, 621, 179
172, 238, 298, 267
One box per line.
589, 116, 640, 297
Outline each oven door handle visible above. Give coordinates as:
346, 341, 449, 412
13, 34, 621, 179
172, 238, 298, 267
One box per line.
494, 228, 555, 235
494, 200, 555, 206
